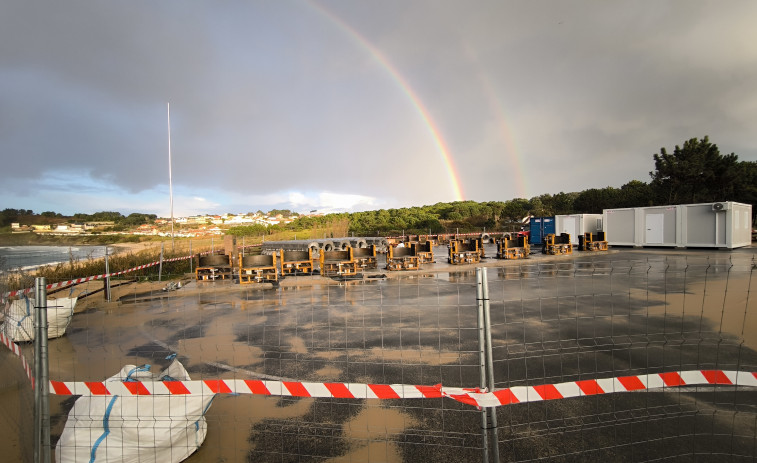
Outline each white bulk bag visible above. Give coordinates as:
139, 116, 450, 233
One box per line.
2, 296, 76, 342
56, 357, 214, 463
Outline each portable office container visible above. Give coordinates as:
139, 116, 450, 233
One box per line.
555, 214, 603, 245
529, 216, 555, 245
679, 202, 752, 248
603, 202, 752, 249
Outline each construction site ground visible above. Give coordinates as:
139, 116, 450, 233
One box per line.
2, 243, 757, 462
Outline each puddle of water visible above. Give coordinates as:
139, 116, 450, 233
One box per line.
325, 400, 417, 463
194, 395, 314, 462
642, 270, 756, 348
365, 346, 462, 366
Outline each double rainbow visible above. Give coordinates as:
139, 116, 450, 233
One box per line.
308, 1, 465, 202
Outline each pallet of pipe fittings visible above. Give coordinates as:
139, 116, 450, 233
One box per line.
448, 251, 481, 265
353, 245, 378, 270
386, 245, 420, 270
543, 233, 573, 255
578, 232, 608, 252
448, 239, 481, 264
320, 261, 358, 276
320, 249, 358, 276
239, 254, 278, 284
280, 249, 314, 275
411, 241, 435, 264
239, 267, 278, 284
196, 267, 232, 280
496, 236, 530, 259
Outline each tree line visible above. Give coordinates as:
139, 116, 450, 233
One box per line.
341, 136, 756, 235
0, 209, 157, 229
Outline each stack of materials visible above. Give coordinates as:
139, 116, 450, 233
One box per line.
543, 233, 573, 255
448, 239, 481, 265
320, 248, 358, 276
239, 254, 278, 284
496, 235, 530, 259
386, 245, 419, 271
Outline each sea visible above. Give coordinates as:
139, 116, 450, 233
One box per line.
0, 245, 108, 272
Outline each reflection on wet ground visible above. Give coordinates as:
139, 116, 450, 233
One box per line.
2, 247, 756, 461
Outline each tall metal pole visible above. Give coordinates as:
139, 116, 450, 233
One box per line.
34, 278, 50, 463
167, 102, 175, 251
104, 246, 111, 302
476, 268, 490, 462
481, 267, 500, 462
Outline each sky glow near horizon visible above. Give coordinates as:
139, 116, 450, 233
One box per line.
1, 1, 756, 217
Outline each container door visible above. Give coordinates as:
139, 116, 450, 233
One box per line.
544, 218, 555, 236
529, 218, 542, 245
715, 212, 726, 246
645, 213, 664, 244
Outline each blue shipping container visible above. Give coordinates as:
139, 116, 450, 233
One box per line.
529, 216, 555, 245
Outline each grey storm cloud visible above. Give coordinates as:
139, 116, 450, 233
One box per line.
1, 0, 756, 214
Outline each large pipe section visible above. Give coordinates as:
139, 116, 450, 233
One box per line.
261, 241, 319, 255
350, 239, 368, 249
260, 239, 342, 255
259, 238, 390, 255
362, 237, 389, 253
333, 239, 351, 251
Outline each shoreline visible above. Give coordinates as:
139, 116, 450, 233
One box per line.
0, 232, 158, 247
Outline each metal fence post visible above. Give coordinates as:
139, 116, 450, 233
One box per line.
158, 242, 164, 282
104, 246, 111, 302
189, 240, 193, 274
481, 267, 500, 462
34, 277, 50, 463
34, 293, 41, 463
476, 268, 490, 462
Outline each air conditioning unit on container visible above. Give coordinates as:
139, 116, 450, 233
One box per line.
711, 202, 730, 211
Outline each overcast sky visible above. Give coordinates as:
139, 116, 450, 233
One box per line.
2, 1, 756, 217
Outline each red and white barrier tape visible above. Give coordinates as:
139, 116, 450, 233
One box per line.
42, 370, 757, 407
0, 332, 34, 387
1, 335, 754, 406
2, 253, 199, 300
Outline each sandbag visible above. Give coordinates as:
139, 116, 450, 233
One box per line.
56, 357, 214, 463
1, 295, 76, 342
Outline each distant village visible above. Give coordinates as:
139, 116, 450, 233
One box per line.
9, 212, 305, 238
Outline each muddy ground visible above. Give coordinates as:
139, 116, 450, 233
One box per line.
2, 244, 757, 462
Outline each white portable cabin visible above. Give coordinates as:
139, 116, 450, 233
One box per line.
602, 202, 752, 249
679, 202, 752, 248
554, 214, 603, 245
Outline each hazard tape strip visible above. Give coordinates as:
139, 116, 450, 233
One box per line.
0, 332, 34, 387
2, 253, 205, 300
44, 370, 757, 408
1, 334, 754, 406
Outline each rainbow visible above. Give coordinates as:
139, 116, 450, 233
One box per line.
307, 1, 464, 201
475, 68, 529, 198
460, 41, 528, 198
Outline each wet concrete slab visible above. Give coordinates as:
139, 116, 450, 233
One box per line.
2, 245, 756, 461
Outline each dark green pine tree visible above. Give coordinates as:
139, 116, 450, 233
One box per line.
650, 136, 739, 204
